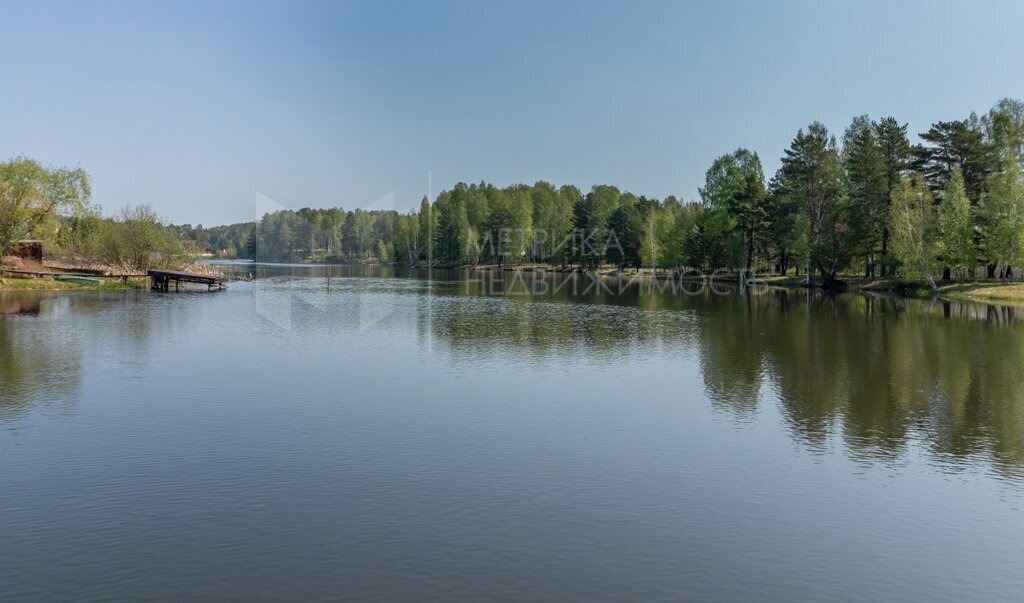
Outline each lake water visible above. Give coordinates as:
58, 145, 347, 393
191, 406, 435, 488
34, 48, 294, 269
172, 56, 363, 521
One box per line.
2, 265, 1023, 601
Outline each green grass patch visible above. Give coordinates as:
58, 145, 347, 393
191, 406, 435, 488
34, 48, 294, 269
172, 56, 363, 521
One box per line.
0, 277, 140, 291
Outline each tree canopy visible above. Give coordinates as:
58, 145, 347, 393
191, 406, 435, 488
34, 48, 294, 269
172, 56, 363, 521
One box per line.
12, 98, 1024, 287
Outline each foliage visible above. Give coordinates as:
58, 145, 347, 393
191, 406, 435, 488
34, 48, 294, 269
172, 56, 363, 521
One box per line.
103, 205, 191, 270
773, 122, 848, 284
606, 201, 643, 270
0, 157, 91, 255
8, 97, 1016, 286
913, 119, 995, 204
889, 175, 938, 287
981, 98, 1024, 167
978, 151, 1024, 273
175, 98, 1024, 284
843, 116, 890, 276
700, 148, 769, 271
936, 169, 975, 275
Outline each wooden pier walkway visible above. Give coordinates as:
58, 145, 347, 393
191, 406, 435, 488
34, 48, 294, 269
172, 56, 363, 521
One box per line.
148, 269, 226, 292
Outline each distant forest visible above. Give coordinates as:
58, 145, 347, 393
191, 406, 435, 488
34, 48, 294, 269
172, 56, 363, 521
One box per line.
180, 98, 1024, 287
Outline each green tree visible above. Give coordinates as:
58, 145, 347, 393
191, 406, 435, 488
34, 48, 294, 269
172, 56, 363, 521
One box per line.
483, 189, 510, 265
981, 98, 1024, 167
572, 185, 621, 268
0, 157, 91, 255
417, 196, 436, 265
790, 213, 811, 278
700, 148, 769, 272
530, 181, 573, 263
843, 116, 889, 276
875, 117, 912, 269
978, 151, 1024, 277
376, 239, 392, 263
393, 213, 419, 265
606, 201, 643, 270
936, 168, 974, 278
684, 205, 734, 271
342, 210, 374, 259
774, 123, 848, 286
766, 177, 798, 275
434, 189, 469, 266
638, 198, 664, 272
914, 119, 995, 205
100, 204, 190, 271
889, 175, 938, 288
549, 185, 582, 265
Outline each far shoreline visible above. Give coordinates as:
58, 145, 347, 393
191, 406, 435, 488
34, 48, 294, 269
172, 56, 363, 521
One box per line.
8, 258, 1024, 307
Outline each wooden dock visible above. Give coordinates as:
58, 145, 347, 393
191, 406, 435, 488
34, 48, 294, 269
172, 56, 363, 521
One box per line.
148, 269, 226, 292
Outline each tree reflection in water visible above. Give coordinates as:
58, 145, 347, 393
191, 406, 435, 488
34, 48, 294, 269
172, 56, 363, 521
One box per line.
422, 273, 1024, 480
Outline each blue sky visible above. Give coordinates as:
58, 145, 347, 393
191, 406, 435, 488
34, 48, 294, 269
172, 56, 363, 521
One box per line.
2, 0, 1023, 225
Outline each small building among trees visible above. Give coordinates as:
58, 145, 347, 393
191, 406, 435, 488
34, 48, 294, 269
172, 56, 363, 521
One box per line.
12, 240, 44, 263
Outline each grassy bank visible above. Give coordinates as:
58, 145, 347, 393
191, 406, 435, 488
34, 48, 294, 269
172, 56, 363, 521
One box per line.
927, 282, 1024, 305
0, 277, 140, 292
755, 274, 1024, 304
517, 267, 1024, 304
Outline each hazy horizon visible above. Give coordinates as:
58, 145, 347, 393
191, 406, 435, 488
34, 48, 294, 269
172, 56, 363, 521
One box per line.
2, 0, 1023, 226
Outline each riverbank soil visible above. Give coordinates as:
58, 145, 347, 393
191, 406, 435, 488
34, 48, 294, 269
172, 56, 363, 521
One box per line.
0, 256, 138, 291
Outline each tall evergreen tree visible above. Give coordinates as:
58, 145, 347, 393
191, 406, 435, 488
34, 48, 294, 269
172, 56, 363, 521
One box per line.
606, 201, 643, 271
774, 122, 848, 286
572, 185, 621, 268
914, 120, 996, 204
843, 116, 889, 276
874, 116, 912, 272
417, 196, 435, 265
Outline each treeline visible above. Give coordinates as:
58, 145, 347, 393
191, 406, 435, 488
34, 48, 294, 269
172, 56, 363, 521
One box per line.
0, 157, 191, 271
5, 100, 1023, 285
190, 97, 1024, 286
59, 205, 193, 271
196, 207, 398, 263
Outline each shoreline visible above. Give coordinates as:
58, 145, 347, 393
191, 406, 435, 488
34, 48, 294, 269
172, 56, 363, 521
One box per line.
0, 277, 140, 292
7, 260, 1024, 306
1, 257, 221, 293
463, 265, 1024, 305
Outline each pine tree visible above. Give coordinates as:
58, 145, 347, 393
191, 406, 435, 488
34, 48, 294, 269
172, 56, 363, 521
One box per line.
914, 120, 996, 204
417, 196, 435, 265
606, 201, 643, 271
875, 117, 912, 273
774, 123, 847, 286
843, 116, 889, 277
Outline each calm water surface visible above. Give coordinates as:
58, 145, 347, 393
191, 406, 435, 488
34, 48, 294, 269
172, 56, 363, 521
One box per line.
2, 265, 1023, 601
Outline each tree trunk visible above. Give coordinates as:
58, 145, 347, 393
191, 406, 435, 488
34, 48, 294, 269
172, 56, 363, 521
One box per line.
942, 267, 951, 281
745, 234, 753, 274
881, 227, 889, 276
987, 264, 997, 279
819, 268, 837, 290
